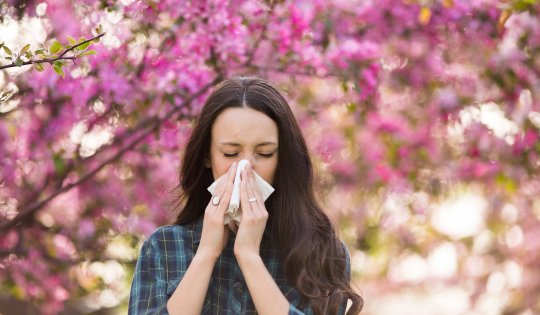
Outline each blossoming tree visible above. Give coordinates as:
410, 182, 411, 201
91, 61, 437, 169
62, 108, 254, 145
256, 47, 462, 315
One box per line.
0, 0, 539, 314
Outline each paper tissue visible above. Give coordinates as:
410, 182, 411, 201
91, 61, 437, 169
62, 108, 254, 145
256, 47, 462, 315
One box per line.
207, 159, 274, 224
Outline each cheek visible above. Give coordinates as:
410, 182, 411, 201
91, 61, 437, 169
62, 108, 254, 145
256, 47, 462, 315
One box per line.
210, 156, 230, 180
258, 159, 278, 185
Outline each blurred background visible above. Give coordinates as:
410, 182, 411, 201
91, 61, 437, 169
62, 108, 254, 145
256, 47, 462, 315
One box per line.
1, 0, 539, 314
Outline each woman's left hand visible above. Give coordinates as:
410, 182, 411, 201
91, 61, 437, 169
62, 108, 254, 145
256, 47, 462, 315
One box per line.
234, 163, 269, 259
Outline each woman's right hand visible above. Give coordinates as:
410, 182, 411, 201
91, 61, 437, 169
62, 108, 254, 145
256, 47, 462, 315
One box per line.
197, 162, 237, 261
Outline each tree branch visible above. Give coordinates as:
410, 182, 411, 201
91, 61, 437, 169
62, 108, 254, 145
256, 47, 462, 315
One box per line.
0, 77, 221, 233
243, 0, 276, 67
0, 33, 105, 70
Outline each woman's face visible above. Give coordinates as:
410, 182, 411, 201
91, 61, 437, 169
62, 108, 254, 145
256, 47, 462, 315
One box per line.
208, 107, 279, 185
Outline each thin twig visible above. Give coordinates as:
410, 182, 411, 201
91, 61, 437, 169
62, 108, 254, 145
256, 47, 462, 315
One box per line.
0, 33, 105, 70
59, 34, 105, 58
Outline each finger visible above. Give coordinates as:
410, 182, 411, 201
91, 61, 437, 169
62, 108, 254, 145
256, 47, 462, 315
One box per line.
216, 162, 236, 196
246, 165, 265, 210
245, 168, 259, 213
217, 162, 237, 214
240, 168, 253, 216
209, 162, 236, 212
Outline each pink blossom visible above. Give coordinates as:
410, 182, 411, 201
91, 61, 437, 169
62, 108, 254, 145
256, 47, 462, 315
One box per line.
52, 234, 78, 260
2, 0, 540, 312
0, 230, 18, 250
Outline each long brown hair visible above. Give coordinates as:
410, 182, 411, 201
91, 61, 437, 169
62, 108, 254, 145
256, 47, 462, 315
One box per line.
173, 77, 363, 314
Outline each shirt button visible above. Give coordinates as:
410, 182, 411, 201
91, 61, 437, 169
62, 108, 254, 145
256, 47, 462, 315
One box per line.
234, 282, 241, 288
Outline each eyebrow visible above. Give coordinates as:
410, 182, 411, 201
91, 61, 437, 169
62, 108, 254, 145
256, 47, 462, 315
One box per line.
219, 141, 278, 147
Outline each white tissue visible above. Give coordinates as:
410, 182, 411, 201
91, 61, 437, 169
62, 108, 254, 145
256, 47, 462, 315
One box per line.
207, 159, 275, 225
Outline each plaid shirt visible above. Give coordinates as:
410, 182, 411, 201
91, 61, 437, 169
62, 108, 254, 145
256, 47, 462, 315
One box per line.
128, 216, 350, 314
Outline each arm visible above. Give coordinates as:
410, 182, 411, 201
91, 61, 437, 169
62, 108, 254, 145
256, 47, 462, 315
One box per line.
130, 163, 238, 314
238, 242, 353, 315
168, 162, 238, 314
166, 251, 216, 315
128, 232, 216, 315
128, 237, 168, 315
237, 254, 291, 315
235, 165, 297, 314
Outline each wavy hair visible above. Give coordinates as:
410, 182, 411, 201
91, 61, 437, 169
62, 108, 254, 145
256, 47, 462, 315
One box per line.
173, 77, 363, 314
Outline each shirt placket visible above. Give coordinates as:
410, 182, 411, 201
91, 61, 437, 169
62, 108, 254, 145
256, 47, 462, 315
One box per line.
233, 262, 246, 310
231, 244, 246, 313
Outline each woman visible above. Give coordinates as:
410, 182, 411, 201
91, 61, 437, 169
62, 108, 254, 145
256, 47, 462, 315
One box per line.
128, 77, 363, 314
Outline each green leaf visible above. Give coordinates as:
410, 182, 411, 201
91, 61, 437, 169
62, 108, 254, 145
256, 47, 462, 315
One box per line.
496, 173, 517, 193
50, 40, 63, 54
34, 49, 45, 56
67, 35, 77, 45
80, 49, 96, 56
78, 42, 92, 51
34, 63, 45, 72
345, 102, 357, 113
25, 51, 33, 59
2, 46, 12, 56
14, 58, 24, 66
4, 56, 12, 61
19, 44, 31, 55
53, 154, 66, 176
53, 64, 65, 78
513, 0, 539, 11
53, 60, 65, 67
77, 37, 91, 51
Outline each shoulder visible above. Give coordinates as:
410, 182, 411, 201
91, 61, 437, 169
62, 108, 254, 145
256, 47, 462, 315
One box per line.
338, 240, 352, 280
340, 240, 350, 259
147, 224, 192, 241
141, 219, 202, 254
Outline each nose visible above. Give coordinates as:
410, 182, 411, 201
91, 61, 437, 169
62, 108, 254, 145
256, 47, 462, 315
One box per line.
240, 155, 256, 170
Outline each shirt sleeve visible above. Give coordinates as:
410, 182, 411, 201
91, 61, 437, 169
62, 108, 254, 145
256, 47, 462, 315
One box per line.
128, 235, 169, 315
287, 241, 352, 315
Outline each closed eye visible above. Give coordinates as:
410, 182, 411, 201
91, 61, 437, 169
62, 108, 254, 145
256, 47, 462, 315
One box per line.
223, 153, 275, 158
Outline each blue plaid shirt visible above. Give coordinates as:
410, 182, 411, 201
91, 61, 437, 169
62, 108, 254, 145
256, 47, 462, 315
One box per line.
129, 216, 350, 314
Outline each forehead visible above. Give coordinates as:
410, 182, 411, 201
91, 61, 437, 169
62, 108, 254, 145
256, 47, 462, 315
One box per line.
211, 107, 278, 144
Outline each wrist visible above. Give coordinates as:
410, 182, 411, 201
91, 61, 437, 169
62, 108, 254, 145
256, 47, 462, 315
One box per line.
194, 248, 220, 263
235, 250, 262, 266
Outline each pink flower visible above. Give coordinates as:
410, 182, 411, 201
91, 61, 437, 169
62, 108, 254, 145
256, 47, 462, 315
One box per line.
53, 234, 78, 260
